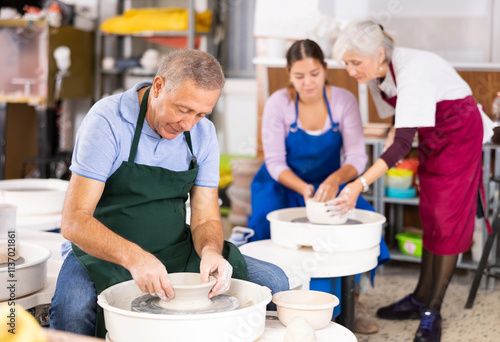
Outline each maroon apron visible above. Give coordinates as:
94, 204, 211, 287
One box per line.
383, 63, 487, 255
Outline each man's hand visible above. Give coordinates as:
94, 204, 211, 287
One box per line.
127, 250, 175, 302
200, 247, 233, 298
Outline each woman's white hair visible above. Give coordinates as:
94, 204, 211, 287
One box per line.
332, 20, 395, 64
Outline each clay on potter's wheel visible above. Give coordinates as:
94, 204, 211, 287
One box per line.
130, 272, 239, 315
131, 293, 240, 315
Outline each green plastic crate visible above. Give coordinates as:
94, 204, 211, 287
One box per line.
395, 232, 422, 257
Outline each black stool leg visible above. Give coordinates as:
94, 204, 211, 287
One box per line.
338, 275, 355, 330
465, 211, 500, 308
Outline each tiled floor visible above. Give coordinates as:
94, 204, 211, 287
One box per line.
354, 262, 500, 342
222, 218, 500, 342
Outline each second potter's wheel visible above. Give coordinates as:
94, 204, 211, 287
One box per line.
131, 293, 239, 315
267, 208, 386, 252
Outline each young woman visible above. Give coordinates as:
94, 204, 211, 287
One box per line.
248, 39, 389, 333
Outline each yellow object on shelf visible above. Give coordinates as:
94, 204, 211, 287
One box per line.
219, 168, 232, 189
385, 167, 414, 189
0, 304, 48, 342
100, 8, 212, 35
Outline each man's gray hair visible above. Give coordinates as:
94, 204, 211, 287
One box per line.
155, 49, 225, 92
333, 20, 395, 64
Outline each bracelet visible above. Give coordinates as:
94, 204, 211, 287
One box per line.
359, 176, 369, 193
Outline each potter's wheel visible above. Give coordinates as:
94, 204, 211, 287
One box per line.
98, 279, 271, 342
131, 293, 239, 315
267, 208, 386, 253
0, 242, 51, 301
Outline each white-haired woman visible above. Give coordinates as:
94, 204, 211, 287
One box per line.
331, 20, 488, 342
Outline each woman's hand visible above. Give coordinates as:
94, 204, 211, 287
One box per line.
302, 184, 315, 202
326, 180, 362, 213
314, 181, 339, 202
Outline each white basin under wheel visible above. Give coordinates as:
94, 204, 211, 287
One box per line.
0, 242, 51, 301
98, 278, 272, 342
267, 208, 386, 253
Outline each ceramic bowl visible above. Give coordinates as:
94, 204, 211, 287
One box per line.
305, 199, 348, 225
158, 272, 216, 310
272, 290, 339, 330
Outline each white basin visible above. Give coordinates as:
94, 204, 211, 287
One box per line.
98, 278, 271, 342
0, 179, 69, 215
267, 208, 385, 253
0, 242, 51, 301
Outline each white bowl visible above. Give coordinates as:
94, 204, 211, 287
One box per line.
0, 179, 68, 215
305, 199, 349, 225
272, 290, 339, 330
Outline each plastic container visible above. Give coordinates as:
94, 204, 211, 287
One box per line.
492, 92, 500, 144
396, 232, 422, 257
386, 187, 417, 198
385, 168, 413, 189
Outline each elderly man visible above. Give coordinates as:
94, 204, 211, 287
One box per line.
49, 50, 288, 337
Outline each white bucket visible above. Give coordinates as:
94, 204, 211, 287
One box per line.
0, 204, 17, 262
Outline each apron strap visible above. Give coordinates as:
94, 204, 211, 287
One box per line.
389, 61, 397, 86
128, 87, 197, 168
323, 87, 338, 131
183, 131, 197, 169
291, 92, 300, 132
292, 88, 338, 132
129, 87, 151, 163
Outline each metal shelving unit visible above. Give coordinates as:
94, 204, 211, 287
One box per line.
94, 0, 202, 101
365, 138, 499, 275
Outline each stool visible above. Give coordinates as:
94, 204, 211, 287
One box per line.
465, 203, 500, 308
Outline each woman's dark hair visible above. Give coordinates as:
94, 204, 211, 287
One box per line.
286, 39, 327, 100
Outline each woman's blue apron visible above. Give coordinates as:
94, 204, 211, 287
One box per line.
249, 88, 389, 317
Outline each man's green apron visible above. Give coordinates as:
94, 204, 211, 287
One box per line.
72, 87, 248, 338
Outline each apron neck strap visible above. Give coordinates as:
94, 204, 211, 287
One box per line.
129, 87, 150, 163
388, 61, 397, 86
183, 131, 196, 168
128, 86, 197, 167
293, 87, 336, 129
323, 87, 335, 127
